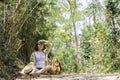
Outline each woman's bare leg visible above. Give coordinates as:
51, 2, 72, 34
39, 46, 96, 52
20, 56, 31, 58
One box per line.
36, 65, 51, 74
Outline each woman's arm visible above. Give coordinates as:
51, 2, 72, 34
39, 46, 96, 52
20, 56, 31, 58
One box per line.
38, 40, 52, 65
44, 40, 52, 65
44, 40, 52, 55
38, 40, 52, 54
30, 52, 35, 64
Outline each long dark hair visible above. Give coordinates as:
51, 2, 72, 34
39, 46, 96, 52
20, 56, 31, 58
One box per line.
34, 41, 45, 51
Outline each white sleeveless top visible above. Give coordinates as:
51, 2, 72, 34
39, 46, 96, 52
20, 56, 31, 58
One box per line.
34, 51, 46, 68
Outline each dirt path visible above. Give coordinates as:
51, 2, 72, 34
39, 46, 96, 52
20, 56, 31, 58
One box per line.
16, 73, 120, 80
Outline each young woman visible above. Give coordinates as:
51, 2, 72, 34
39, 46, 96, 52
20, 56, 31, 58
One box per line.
20, 40, 52, 75
20, 40, 61, 75
30, 40, 52, 71
31, 40, 61, 75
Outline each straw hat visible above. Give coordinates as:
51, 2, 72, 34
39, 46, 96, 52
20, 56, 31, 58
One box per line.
24, 66, 33, 74
20, 65, 33, 74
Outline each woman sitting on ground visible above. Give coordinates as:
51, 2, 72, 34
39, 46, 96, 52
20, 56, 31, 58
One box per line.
20, 40, 61, 75
20, 40, 52, 75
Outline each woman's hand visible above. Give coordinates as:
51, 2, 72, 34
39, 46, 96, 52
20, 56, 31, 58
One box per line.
39, 40, 48, 43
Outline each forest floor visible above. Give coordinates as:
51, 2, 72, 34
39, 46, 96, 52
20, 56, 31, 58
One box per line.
16, 73, 120, 80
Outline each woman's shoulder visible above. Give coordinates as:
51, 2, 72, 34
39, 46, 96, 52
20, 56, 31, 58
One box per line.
31, 51, 37, 55
33, 51, 45, 54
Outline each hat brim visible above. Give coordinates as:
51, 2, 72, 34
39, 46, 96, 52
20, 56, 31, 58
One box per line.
24, 66, 33, 74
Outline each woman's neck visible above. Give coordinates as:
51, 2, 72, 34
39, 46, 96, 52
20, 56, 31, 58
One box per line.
38, 50, 42, 52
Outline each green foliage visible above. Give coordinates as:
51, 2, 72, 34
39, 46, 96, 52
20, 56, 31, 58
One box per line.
52, 46, 81, 73
80, 22, 112, 72
0, 49, 21, 80
105, 0, 120, 71
0, 0, 120, 79
18, 0, 38, 63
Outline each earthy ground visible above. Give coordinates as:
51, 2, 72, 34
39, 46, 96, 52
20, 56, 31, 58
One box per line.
16, 73, 120, 80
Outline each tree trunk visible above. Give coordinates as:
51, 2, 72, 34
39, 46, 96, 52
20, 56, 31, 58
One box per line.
73, 19, 78, 47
